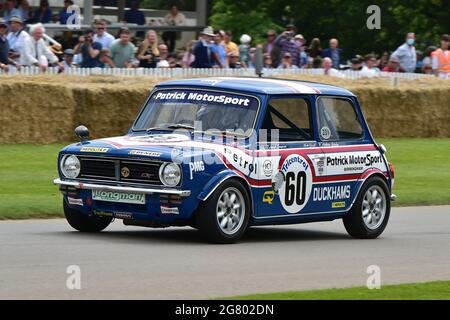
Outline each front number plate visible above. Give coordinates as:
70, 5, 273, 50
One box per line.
92, 190, 146, 205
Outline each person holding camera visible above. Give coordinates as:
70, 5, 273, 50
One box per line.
274, 24, 301, 67
137, 29, 159, 68
73, 29, 103, 68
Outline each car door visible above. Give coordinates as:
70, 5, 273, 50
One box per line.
254, 95, 325, 218
314, 96, 368, 213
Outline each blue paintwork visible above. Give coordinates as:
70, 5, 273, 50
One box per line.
57, 77, 393, 226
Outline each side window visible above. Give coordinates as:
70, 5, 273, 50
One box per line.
317, 97, 364, 141
261, 98, 312, 142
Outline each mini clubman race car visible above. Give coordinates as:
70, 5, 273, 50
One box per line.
54, 77, 396, 243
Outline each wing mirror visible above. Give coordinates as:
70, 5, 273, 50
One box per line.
75, 125, 90, 142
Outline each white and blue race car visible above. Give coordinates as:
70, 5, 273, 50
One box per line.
54, 77, 396, 243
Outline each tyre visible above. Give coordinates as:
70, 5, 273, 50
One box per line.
343, 176, 390, 239
63, 200, 112, 232
196, 179, 251, 244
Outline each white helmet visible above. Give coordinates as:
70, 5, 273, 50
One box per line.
240, 34, 252, 44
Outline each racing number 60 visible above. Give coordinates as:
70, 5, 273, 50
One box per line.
285, 171, 307, 206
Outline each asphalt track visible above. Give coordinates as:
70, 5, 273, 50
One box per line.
0, 205, 449, 299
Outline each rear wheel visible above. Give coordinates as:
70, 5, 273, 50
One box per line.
343, 176, 390, 239
196, 180, 251, 244
63, 200, 112, 232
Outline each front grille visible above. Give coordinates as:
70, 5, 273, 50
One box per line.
79, 156, 163, 185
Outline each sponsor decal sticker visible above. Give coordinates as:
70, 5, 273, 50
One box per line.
189, 160, 205, 179
92, 190, 146, 204
153, 91, 251, 107
67, 197, 83, 206
332, 201, 346, 208
129, 150, 162, 157
313, 185, 351, 201
279, 154, 313, 214
320, 126, 331, 140
160, 206, 179, 215
263, 160, 274, 177
262, 190, 275, 204
94, 210, 113, 217
80, 147, 109, 153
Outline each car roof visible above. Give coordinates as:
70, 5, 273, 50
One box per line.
156, 77, 355, 96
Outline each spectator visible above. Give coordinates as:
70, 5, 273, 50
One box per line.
381, 55, 402, 72
228, 51, 241, 69
210, 31, 226, 68
158, 43, 168, 60
59, 0, 75, 25
307, 37, 322, 58
295, 34, 308, 67
350, 56, 363, 71
3, 0, 20, 24
262, 53, 273, 69
223, 30, 239, 59
360, 54, 379, 77
422, 45, 437, 68
93, 21, 115, 50
33, 0, 52, 23
274, 26, 301, 67
7, 15, 28, 66
322, 38, 343, 69
378, 51, 389, 70
137, 29, 159, 68
322, 57, 343, 77
392, 32, 417, 73
73, 29, 103, 68
181, 39, 195, 68
109, 28, 137, 68
124, 1, 145, 25
431, 34, 450, 78
162, 4, 185, 53
0, 19, 11, 72
17, 0, 30, 23
62, 48, 75, 68
263, 29, 280, 67
192, 26, 214, 68
239, 34, 251, 68
22, 23, 62, 71
277, 52, 299, 69
167, 53, 181, 68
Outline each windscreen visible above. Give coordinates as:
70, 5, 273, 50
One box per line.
133, 89, 260, 134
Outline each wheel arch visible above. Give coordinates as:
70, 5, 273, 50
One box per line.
350, 169, 390, 208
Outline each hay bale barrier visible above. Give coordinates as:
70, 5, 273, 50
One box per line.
0, 75, 449, 144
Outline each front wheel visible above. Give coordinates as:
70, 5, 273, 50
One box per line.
196, 179, 251, 244
343, 176, 390, 239
63, 200, 112, 232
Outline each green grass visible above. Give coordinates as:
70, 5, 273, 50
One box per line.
221, 280, 450, 300
0, 144, 64, 219
0, 139, 449, 219
378, 138, 450, 206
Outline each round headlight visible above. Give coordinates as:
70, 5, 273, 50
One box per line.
61, 155, 80, 179
159, 162, 181, 187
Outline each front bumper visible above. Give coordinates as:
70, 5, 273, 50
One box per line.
53, 178, 191, 197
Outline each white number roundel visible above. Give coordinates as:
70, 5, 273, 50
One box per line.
279, 154, 313, 213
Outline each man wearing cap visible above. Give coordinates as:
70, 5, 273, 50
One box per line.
62, 48, 75, 69
277, 52, 299, 69
431, 34, 450, 78
192, 26, 214, 68
7, 15, 29, 66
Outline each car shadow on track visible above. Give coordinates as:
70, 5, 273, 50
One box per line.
46, 224, 349, 245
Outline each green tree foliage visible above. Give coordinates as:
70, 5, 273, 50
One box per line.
210, 0, 450, 58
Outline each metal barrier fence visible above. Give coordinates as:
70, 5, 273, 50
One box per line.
0, 66, 434, 80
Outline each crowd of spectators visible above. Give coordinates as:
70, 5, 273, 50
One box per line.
0, 1, 449, 78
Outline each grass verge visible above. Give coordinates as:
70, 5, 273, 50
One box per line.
220, 280, 450, 300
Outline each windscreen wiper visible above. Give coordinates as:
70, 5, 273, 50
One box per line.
166, 124, 195, 130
